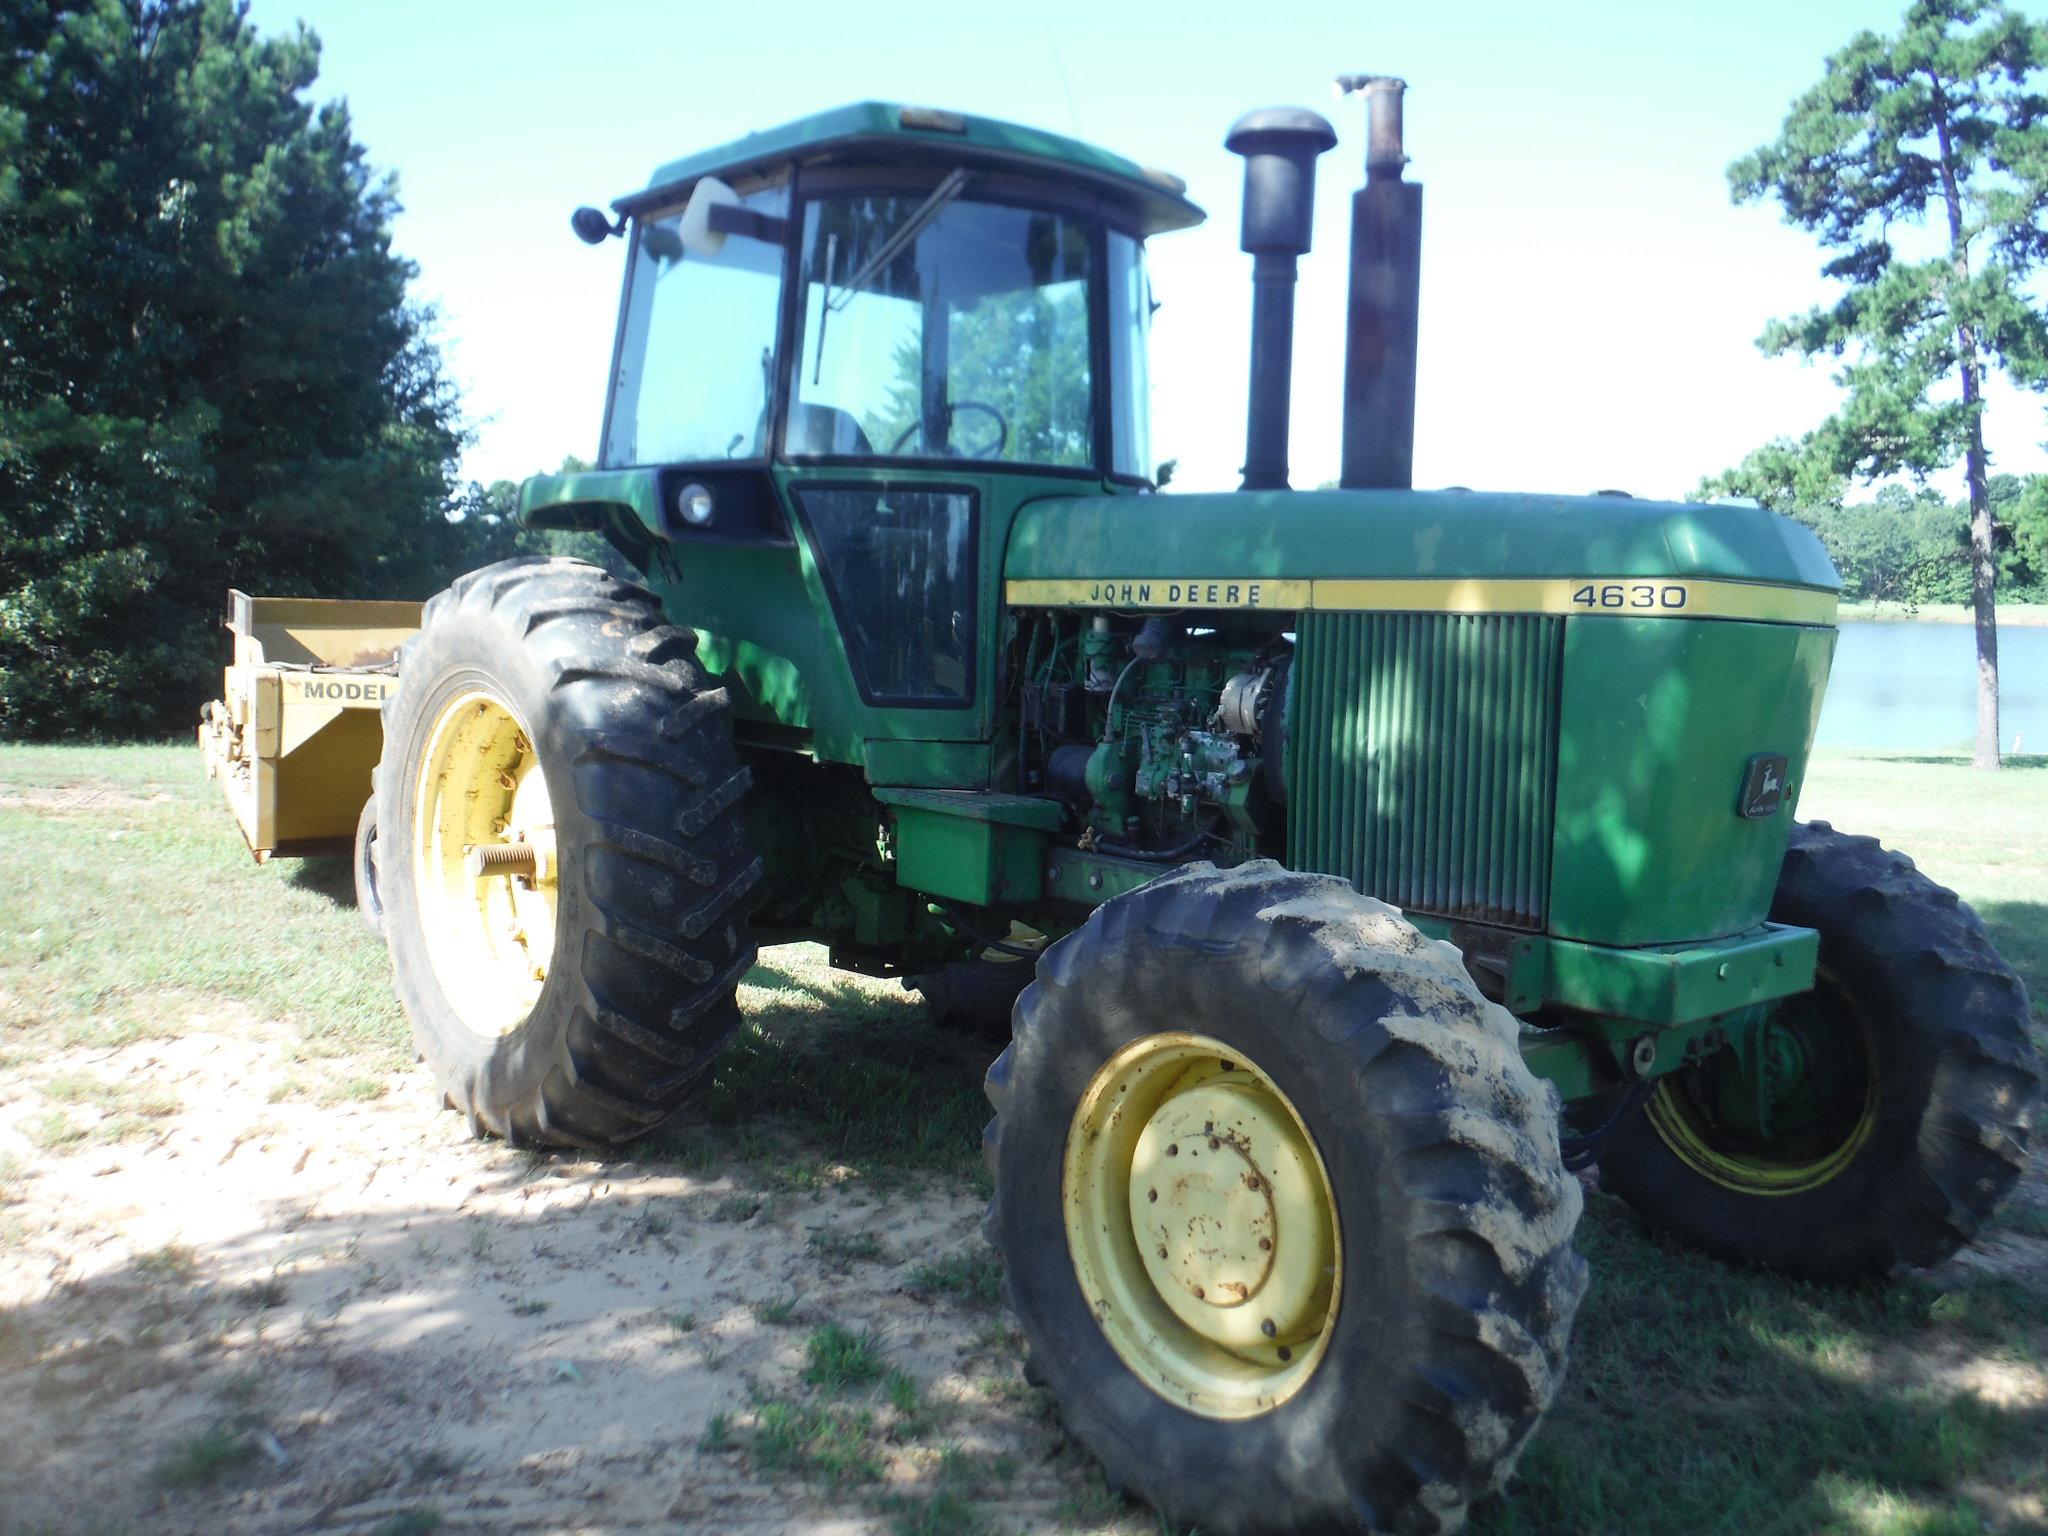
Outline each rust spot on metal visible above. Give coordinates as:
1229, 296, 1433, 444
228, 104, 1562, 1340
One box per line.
1209, 1137, 1221, 1151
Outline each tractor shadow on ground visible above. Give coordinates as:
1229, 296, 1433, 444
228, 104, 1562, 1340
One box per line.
277, 853, 355, 910
4, 1132, 2044, 1536
0, 1149, 1046, 1536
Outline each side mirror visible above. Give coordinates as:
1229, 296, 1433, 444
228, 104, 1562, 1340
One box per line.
570, 205, 618, 245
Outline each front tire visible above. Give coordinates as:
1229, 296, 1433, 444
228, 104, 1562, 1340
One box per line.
984, 861, 1586, 1535
1601, 821, 2041, 1280
376, 557, 762, 1149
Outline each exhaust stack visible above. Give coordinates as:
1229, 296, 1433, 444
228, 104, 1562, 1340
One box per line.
1225, 108, 1336, 492
1336, 75, 1423, 491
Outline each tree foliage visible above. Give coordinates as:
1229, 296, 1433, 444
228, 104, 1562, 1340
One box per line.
1700, 452, 2048, 605
1721, 0, 2048, 765
0, 1, 510, 739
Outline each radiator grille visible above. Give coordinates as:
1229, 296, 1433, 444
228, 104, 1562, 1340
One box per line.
1286, 612, 1562, 929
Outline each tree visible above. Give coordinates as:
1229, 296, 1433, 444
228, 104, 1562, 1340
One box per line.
0, 1, 486, 739
1727, 0, 2048, 768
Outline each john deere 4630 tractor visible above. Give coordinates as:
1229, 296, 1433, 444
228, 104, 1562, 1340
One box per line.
360, 85, 2040, 1534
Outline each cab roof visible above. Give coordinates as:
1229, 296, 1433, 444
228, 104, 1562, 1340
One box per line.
616, 101, 1206, 237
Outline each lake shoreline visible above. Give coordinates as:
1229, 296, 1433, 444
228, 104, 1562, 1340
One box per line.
1839, 601, 2048, 626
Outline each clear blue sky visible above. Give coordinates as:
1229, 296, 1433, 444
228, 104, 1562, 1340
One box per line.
243, 0, 2048, 498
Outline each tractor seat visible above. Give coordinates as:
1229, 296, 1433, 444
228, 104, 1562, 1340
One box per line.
785, 403, 874, 456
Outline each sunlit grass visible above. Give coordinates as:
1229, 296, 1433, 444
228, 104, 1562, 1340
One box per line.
0, 743, 408, 1065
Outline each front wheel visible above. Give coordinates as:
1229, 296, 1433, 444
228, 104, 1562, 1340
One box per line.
375, 557, 762, 1149
984, 862, 1586, 1535
1601, 821, 2041, 1280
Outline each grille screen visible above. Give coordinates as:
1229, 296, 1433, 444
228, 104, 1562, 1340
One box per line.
1286, 611, 1562, 929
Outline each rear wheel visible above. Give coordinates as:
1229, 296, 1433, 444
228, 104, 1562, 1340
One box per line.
352, 794, 384, 938
376, 557, 762, 1149
984, 861, 1586, 1535
1602, 821, 2041, 1280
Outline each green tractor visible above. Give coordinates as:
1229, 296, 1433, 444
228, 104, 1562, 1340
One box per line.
366, 83, 2040, 1535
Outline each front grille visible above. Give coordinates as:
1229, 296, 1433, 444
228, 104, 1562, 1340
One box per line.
1286, 611, 1562, 929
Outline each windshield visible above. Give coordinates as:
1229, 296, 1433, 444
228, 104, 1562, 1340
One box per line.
604, 181, 789, 466
785, 192, 1097, 469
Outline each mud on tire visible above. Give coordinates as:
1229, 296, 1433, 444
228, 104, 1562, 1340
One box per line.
983, 860, 1587, 1536
1602, 821, 2041, 1281
376, 557, 761, 1150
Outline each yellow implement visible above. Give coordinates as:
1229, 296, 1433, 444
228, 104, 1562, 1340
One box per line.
199, 590, 420, 859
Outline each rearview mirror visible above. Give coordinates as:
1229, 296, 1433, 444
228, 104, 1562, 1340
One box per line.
679, 177, 741, 257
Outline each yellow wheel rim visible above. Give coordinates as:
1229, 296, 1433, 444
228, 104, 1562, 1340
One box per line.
1063, 1033, 1340, 1419
1644, 968, 1880, 1197
412, 689, 558, 1039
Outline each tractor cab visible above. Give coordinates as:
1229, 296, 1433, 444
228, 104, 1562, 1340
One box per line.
534, 103, 1201, 751
603, 125, 1189, 479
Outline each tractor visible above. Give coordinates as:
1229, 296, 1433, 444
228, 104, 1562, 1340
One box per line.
343, 84, 2038, 1535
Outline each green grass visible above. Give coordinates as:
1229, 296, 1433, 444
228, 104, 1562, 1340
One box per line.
153, 1426, 256, 1488
909, 1249, 1005, 1307
0, 743, 408, 1063
746, 1398, 883, 1485
635, 945, 994, 1191
808, 1224, 889, 1266
1799, 750, 2048, 1019
1470, 1204, 2046, 1535
803, 1322, 888, 1390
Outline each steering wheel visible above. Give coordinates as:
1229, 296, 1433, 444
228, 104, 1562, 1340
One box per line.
889, 400, 1009, 459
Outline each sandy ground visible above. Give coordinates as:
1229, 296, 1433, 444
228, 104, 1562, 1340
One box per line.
0, 1018, 1093, 1536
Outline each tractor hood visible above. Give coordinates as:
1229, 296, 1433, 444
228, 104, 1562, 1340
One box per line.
1004, 489, 1840, 623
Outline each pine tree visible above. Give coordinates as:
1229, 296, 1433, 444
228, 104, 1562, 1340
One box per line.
0, 1, 482, 737
1730, 0, 2048, 768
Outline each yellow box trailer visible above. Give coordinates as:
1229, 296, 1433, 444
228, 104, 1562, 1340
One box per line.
199, 590, 420, 860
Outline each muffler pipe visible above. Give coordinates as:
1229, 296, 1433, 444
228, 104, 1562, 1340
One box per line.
1336, 75, 1423, 491
1226, 107, 1337, 492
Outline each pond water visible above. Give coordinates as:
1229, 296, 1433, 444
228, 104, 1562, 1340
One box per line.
1815, 620, 2048, 752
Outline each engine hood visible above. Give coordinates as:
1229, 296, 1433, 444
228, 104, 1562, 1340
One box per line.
1003, 488, 1840, 623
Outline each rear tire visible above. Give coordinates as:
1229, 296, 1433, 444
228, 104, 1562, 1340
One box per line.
1601, 821, 2041, 1280
984, 861, 1585, 1535
376, 557, 762, 1150
353, 794, 384, 939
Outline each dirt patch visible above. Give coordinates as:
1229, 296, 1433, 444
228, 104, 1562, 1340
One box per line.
0, 1023, 1109, 1536
0, 785, 174, 817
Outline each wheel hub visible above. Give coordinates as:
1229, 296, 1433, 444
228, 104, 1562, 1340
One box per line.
413, 689, 559, 1039
1127, 1078, 1330, 1350
1064, 1033, 1340, 1419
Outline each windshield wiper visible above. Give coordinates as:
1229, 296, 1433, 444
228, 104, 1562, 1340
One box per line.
824, 169, 969, 315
